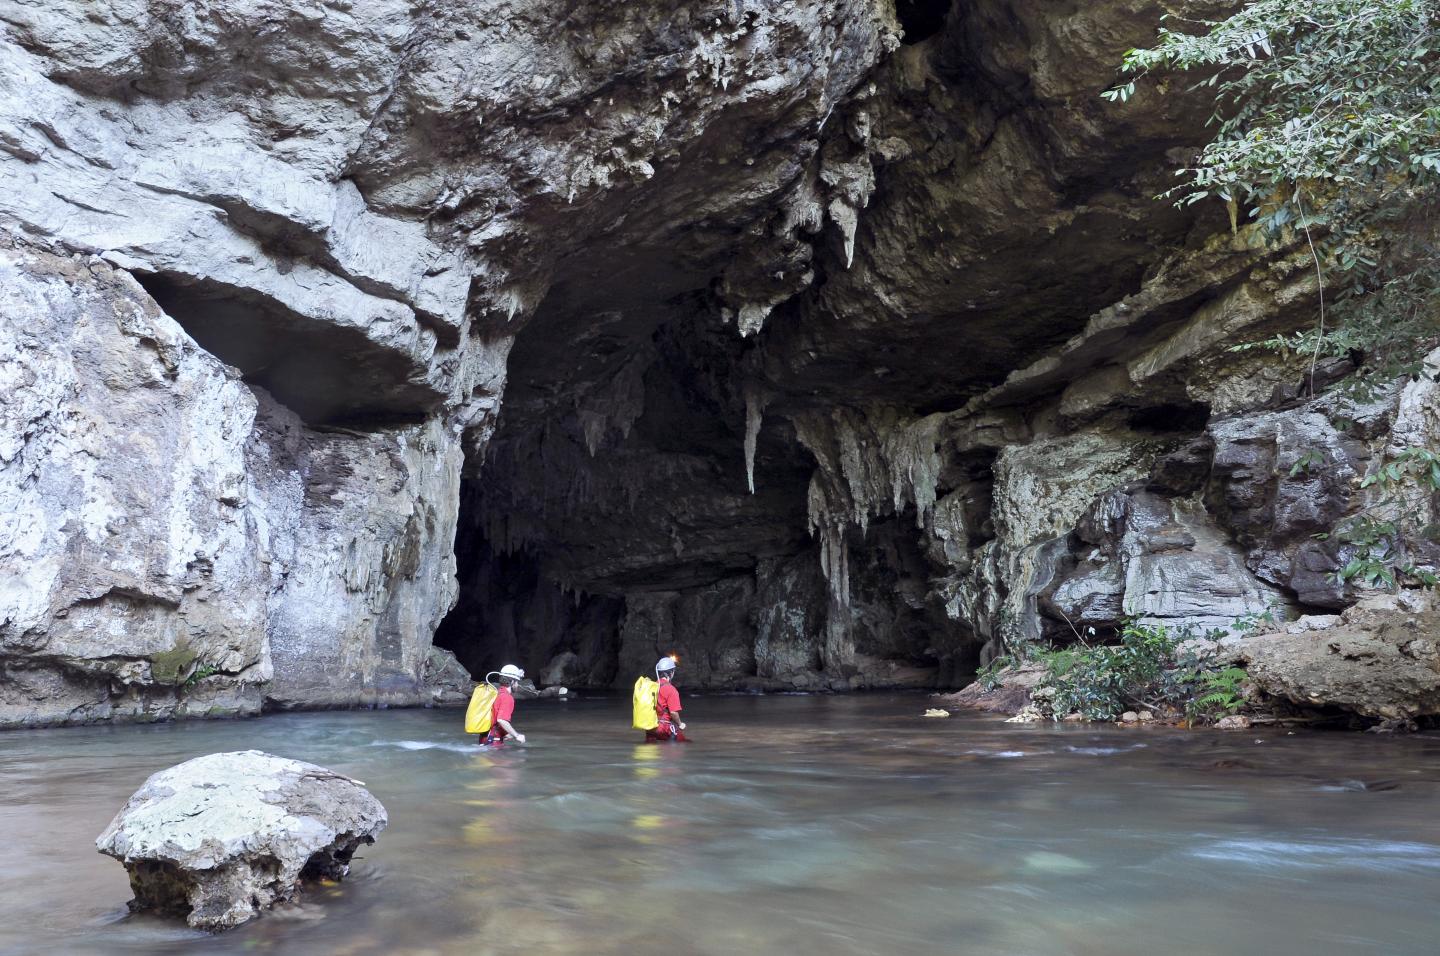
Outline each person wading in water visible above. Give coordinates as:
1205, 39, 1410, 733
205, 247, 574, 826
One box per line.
649, 656, 688, 742
483, 664, 528, 747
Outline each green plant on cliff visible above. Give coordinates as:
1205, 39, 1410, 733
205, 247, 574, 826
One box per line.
182, 663, 221, 690
1187, 667, 1250, 719
1026, 620, 1259, 723
1322, 446, 1440, 588
1107, 0, 1440, 390
1109, 0, 1440, 587
150, 640, 222, 690
149, 640, 198, 685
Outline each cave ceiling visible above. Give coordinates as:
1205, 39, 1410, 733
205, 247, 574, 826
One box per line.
466, 0, 1221, 599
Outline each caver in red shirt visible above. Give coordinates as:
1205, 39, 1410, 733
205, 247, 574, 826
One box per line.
647, 677, 687, 742
656, 678, 681, 719
492, 686, 516, 724
485, 686, 516, 744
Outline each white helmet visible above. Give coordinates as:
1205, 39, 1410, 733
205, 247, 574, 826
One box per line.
656, 656, 677, 675
499, 664, 525, 681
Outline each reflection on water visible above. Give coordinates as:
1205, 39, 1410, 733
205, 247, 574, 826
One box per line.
3, 694, 1439, 955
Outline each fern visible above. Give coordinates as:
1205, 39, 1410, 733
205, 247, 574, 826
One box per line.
181, 663, 220, 690
1187, 668, 1249, 719
1027, 620, 1257, 722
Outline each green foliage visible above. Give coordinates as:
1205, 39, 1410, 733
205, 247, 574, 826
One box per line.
182, 663, 221, 690
1330, 446, 1440, 588
1017, 620, 1265, 723
976, 654, 1014, 692
1037, 621, 1181, 721
1108, 0, 1440, 395
1287, 448, 1326, 477
1187, 667, 1250, 718
1113, 1, 1440, 203
1111, 0, 1440, 589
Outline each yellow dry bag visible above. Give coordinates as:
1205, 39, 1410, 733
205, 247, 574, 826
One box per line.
632, 676, 659, 730
464, 683, 498, 734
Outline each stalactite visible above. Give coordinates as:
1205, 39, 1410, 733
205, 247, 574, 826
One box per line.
806, 472, 851, 613
796, 406, 947, 614
829, 199, 859, 268
557, 578, 587, 610
743, 384, 771, 494
737, 302, 772, 337
882, 413, 944, 528
574, 352, 649, 455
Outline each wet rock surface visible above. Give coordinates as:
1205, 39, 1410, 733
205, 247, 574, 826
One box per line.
939, 664, 1047, 716
95, 750, 386, 931
422, 647, 475, 706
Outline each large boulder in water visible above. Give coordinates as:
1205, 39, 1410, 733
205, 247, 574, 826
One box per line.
96, 750, 386, 931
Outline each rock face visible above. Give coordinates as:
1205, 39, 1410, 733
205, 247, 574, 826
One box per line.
248, 394, 461, 711
1240, 594, 1440, 720
3, 1, 1437, 721
1, 239, 460, 726
1, 239, 270, 725
96, 750, 387, 931
422, 646, 476, 706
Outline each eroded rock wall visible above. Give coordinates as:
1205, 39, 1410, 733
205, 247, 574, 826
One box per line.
0, 0, 904, 721
1, 240, 270, 725
443, 0, 1436, 699
4, 0, 1434, 721
0, 238, 463, 725
248, 393, 461, 710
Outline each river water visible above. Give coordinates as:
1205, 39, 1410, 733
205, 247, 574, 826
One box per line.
3, 694, 1439, 955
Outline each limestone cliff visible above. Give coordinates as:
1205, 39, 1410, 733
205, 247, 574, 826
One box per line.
1, 0, 1434, 727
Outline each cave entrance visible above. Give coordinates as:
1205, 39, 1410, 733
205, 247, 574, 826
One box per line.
432, 336, 974, 692
431, 271, 827, 691
432, 247, 974, 693
433, 522, 626, 689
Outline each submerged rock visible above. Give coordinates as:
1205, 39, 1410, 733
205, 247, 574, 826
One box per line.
96, 751, 386, 931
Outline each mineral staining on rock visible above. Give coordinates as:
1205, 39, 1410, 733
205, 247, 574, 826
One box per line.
95, 750, 387, 931
1, 1, 1434, 725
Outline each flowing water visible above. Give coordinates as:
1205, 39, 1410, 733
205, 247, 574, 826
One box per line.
3, 694, 1440, 955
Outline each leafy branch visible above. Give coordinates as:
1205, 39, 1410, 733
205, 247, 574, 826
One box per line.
1107, 0, 1440, 397
1325, 446, 1440, 588
1109, 1, 1440, 590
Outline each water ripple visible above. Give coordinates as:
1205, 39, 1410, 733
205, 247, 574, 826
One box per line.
1190, 837, 1440, 872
